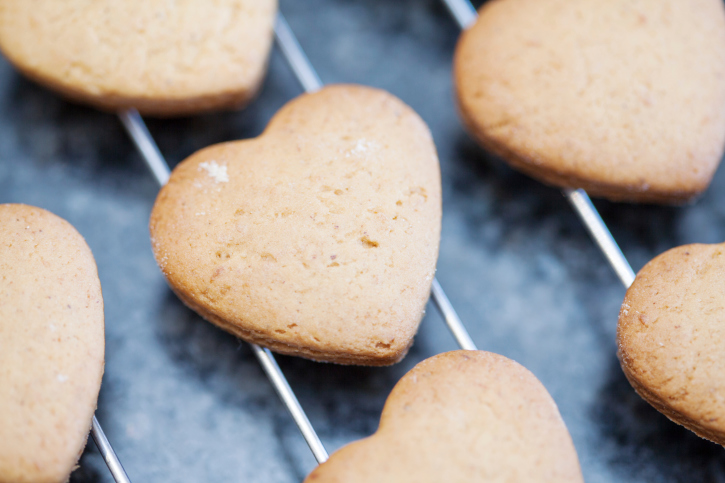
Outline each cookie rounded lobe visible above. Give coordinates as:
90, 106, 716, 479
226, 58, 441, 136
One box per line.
0, 204, 105, 483
618, 243, 725, 444
150, 84, 442, 365
0, 0, 278, 116
305, 350, 583, 482
454, 0, 725, 203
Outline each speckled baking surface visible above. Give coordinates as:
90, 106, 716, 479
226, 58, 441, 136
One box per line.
1, 1, 724, 482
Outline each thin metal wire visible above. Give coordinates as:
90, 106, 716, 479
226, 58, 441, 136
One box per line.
253, 345, 329, 463
440, 0, 636, 290
117, 112, 329, 464
274, 15, 323, 93
431, 279, 477, 350
118, 109, 169, 186
564, 190, 636, 287
274, 11, 475, 349
441, 0, 477, 29
90, 416, 132, 483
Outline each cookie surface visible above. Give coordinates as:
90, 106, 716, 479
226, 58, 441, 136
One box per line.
454, 0, 725, 203
0, 0, 277, 116
305, 350, 583, 482
0, 204, 105, 483
618, 243, 725, 444
150, 84, 441, 365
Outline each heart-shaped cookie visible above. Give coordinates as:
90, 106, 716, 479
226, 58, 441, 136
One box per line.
454, 0, 725, 203
304, 350, 583, 482
618, 243, 725, 444
150, 85, 441, 365
0, 0, 277, 116
0, 204, 105, 483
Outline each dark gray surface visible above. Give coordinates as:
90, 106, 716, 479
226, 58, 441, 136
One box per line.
1, 0, 724, 481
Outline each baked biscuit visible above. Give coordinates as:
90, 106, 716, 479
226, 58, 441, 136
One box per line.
454, 0, 725, 203
0, 204, 105, 483
618, 243, 725, 444
305, 350, 584, 482
0, 0, 277, 116
150, 84, 442, 365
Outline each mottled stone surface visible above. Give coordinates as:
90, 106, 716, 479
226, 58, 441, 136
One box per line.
1, 1, 724, 482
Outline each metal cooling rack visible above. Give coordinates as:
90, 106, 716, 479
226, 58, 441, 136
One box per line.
91, 2, 640, 480
26, 2, 651, 481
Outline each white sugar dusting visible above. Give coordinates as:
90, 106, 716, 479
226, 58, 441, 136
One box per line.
621, 302, 630, 316
199, 161, 229, 183
57, 374, 68, 383
346, 139, 378, 158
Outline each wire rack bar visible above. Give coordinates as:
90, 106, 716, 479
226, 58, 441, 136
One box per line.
252, 345, 329, 462
118, 109, 169, 186
117, 109, 329, 464
441, 0, 477, 29
564, 189, 636, 287
274, 11, 477, 350
440, 0, 636, 289
274, 15, 323, 93
90, 416, 132, 483
430, 279, 477, 350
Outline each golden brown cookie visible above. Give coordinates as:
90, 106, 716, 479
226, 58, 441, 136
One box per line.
618, 243, 725, 444
0, 204, 105, 483
304, 350, 583, 482
0, 0, 277, 116
150, 84, 441, 365
454, 0, 725, 203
